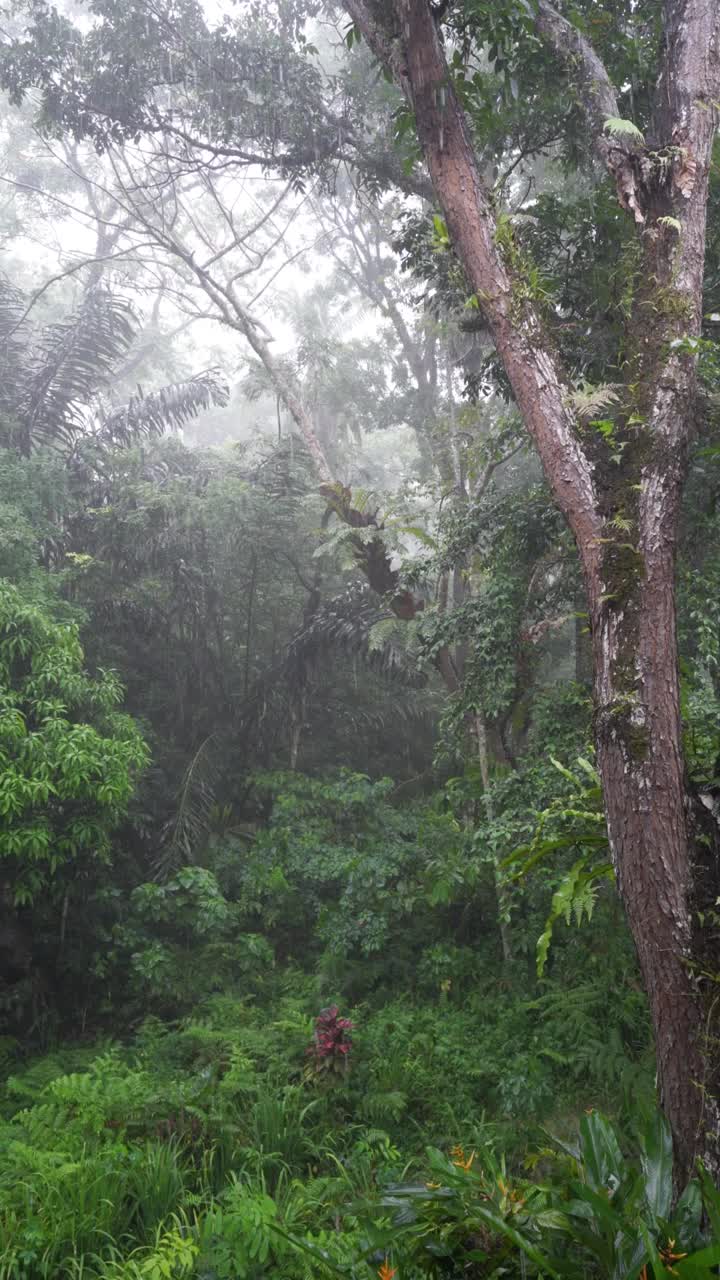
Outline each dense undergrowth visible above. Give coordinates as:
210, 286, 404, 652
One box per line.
1, 977, 718, 1278
0, 765, 683, 1280
2, 632, 716, 1277
3, 732, 716, 1278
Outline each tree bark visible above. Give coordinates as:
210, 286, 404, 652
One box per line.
588, 507, 720, 1179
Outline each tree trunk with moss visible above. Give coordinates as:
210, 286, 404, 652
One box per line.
344, 0, 720, 1180
588, 455, 718, 1180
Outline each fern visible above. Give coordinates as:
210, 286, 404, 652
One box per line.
536, 858, 612, 976
567, 382, 620, 424
346, 486, 380, 516
362, 1089, 407, 1122
505, 756, 613, 974
603, 117, 645, 146
313, 523, 381, 561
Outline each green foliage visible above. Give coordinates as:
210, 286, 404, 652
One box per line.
123, 865, 275, 1009
1, 4, 720, 1276
603, 116, 646, 145
360, 1110, 719, 1279
506, 757, 612, 974
0, 974, 653, 1278
0, 581, 148, 906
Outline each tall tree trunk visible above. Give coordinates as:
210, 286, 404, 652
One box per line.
586, 494, 720, 1178
289, 688, 306, 770
474, 712, 513, 964
344, 0, 720, 1180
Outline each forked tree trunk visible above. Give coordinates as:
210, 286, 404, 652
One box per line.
344, 0, 720, 1180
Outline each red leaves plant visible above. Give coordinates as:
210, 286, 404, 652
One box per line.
306, 1004, 353, 1078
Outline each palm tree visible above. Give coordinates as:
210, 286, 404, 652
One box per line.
0, 275, 228, 456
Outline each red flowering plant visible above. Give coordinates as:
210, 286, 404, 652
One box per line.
305, 1005, 353, 1080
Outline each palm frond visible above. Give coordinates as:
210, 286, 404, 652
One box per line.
320, 686, 434, 733
154, 733, 221, 878
21, 289, 137, 449
98, 370, 230, 446
367, 616, 405, 653
288, 590, 424, 680
0, 277, 33, 440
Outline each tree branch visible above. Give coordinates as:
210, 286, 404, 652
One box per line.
346, 0, 601, 563
533, 0, 646, 223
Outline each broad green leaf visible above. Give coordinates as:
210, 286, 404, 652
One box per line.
697, 1163, 720, 1239
468, 1203, 563, 1278
640, 1110, 673, 1221
673, 1179, 702, 1239
640, 1222, 673, 1278
579, 1111, 624, 1193
549, 756, 579, 783
675, 1242, 720, 1276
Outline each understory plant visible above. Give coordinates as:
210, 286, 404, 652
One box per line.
346, 1110, 720, 1280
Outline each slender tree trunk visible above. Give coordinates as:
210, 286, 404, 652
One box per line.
244, 553, 258, 698
289, 689, 305, 770
475, 712, 513, 964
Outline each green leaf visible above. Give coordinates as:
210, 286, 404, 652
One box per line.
466, 1203, 563, 1278
575, 756, 600, 784
697, 1163, 720, 1239
675, 1242, 720, 1276
640, 1222, 673, 1278
673, 1179, 702, 1240
432, 214, 450, 248
640, 1110, 673, 1222
344, 22, 361, 48
534, 1209, 571, 1230
549, 756, 579, 784
579, 1110, 624, 1193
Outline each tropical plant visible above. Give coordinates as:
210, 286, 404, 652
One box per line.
359, 1110, 720, 1279
0, 581, 148, 907
0, 580, 148, 1032
0, 275, 228, 457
